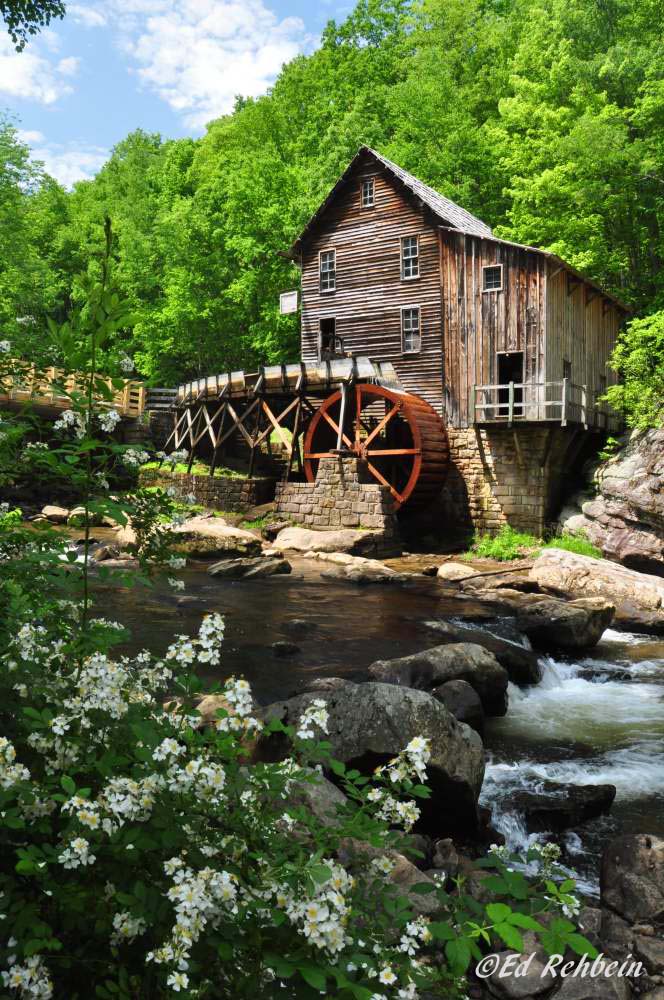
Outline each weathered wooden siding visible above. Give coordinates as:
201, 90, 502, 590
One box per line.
300, 165, 444, 413
545, 267, 623, 402
440, 232, 547, 428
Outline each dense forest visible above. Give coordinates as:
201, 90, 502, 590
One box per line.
2, 0, 664, 421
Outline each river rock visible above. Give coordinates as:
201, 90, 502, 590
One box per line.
67, 505, 104, 527
511, 781, 616, 832
259, 681, 484, 835
367, 643, 509, 717
272, 640, 300, 656
300, 677, 349, 694
515, 595, 615, 650
287, 770, 348, 828
320, 559, 408, 585
437, 562, 478, 581
115, 521, 138, 549
530, 549, 664, 614
337, 838, 439, 916
560, 429, 664, 574
554, 976, 633, 1000
207, 556, 291, 579
432, 679, 484, 734
601, 834, 664, 925
172, 515, 262, 558
423, 619, 541, 686
634, 934, 664, 976
272, 526, 391, 556
41, 504, 70, 523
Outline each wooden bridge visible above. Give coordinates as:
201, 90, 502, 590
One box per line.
0, 364, 146, 419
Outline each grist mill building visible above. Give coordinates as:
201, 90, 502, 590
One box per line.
283, 146, 628, 536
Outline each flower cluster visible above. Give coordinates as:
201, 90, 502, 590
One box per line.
215, 677, 262, 735
148, 864, 238, 971
98, 409, 121, 433
296, 699, 329, 740
278, 860, 353, 954
53, 409, 86, 439
122, 448, 150, 468
110, 911, 146, 946
1, 953, 53, 999
166, 614, 225, 670
0, 738, 30, 790
119, 354, 134, 374
58, 836, 96, 869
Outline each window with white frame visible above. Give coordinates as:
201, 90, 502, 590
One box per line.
401, 306, 421, 353
319, 250, 336, 293
482, 264, 503, 291
401, 236, 419, 279
361, 178, 375, 208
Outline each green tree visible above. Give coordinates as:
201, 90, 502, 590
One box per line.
0, 0, 65, 49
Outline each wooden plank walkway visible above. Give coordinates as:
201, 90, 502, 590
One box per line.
0, 365, 146, 419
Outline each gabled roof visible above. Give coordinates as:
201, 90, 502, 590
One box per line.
286, 145, 492, 257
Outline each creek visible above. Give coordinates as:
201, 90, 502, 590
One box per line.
100, 555, 664, 896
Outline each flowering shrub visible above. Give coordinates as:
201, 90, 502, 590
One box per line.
0, 233, 596, 998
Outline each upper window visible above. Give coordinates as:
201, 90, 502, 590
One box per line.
482, 264, 503, 292
401, 236, 419, 280
319, 250, 336, 293
361, 178, 375, 208
402, 306, 421, 354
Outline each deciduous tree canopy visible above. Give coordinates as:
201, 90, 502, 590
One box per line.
2, 0, 664, 423
0, 0, 65, 49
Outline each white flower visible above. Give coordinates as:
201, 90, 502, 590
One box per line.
168, 556, 186, 570
296, 699, 329, 740
110, 910, 146, 946
168, 578, 185, 592
119, 354, 134, 373
378, 966, 397, 985
122, 448, 150, 468
0, 340, 11, 353
153, 739, 186, 762
98, 409, 121, 433
166, 971, 189, 991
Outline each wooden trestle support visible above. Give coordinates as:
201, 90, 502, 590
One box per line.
162, 358, 450, 512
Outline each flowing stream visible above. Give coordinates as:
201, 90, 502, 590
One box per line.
99, 557, 664, 894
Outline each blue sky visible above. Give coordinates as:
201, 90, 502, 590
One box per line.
1, 0, 353, 186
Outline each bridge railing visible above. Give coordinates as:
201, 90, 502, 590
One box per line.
1, 363, 146, 418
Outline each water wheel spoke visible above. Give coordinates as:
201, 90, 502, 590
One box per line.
366, 459, 404, 503
365, 448, 420, 457
363, 403, 400, 448
321, 409, 353, 449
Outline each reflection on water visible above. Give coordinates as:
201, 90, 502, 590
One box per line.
98, 561, 664, 895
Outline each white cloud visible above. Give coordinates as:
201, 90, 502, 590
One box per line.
19, 134, 108, 187
57, 56, 81, 77
16, 129, 46, 144
75, 0, 310, 130
0, 35, 76, 104
68, 4, 108, 27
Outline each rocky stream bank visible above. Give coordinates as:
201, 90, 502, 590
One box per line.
32, 503, 664, 997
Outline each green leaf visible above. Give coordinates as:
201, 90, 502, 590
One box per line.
445, 937, 471, 975
299, 964, 327, 991
565, 933, 598, 959
60, 776, 76, 796
507, 912, 546, 932
486, 902, 513, 923
429, 921, 456, 941
494, 922, 524, 952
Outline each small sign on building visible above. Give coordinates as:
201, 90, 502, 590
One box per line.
280, 290, 299, 315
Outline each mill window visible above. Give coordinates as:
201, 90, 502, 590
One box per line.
401, 236, 420, 280
319, 318, 341, 360
319, 250, 336, 293
563, 359, 572, 382
361, 178, 375, 208
483, 264, 503, 292
401, 306, 421, 354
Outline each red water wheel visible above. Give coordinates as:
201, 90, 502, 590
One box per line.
303, 383, 449, 511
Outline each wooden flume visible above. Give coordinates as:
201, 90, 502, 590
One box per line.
161, 358, 449, 511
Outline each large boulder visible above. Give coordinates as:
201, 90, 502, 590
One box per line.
531, 548, 664, 614
259, 681, 484, 835
41, 504, 69, 523
510, 781, 616, 832
437, 562, 478, 582
272, 526, 390, 556
367, 643, 509, 717
208, 556, 291, 579
337, 839, 439, 916
423, 619, 541, 686
432, 679, 484, 735
172, 515, 262, 558
560, 428, 664, 574
601, 834, 664, 925
320, 558, 408, 585
515, 595, 615, 651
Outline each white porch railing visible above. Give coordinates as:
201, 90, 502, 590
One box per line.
473, 380, 621, 430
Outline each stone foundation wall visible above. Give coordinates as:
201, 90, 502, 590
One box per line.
440, 426, 582, 537
275, 456, 398, 536
139, 469, 275, 512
